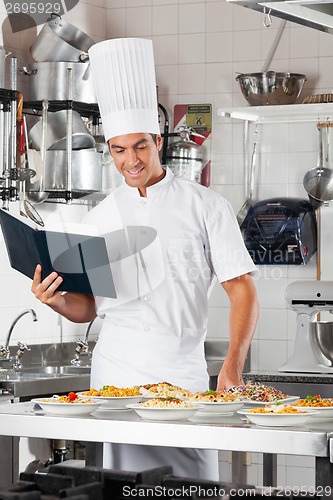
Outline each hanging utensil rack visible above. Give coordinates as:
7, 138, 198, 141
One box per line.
0, 87, 19, 207
22, 98, 101, 203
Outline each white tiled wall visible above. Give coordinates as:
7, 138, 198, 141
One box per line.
1, 0, 333, 488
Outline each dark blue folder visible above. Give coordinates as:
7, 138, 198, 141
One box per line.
0, 208, 116, 298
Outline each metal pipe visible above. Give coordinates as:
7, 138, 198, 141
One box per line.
40, 99, 48, 196
9, 57, 17, 198
158, 103, 170, 165
66, 68, 73, 203
243, 120, 250, 199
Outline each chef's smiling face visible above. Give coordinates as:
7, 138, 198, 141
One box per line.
108, 133, 164, 197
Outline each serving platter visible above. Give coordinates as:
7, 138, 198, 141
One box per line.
188, 412, 240, 424
77, 393, 142, 409
31, 397, 101, 416
192, 400, 245, 414
293, 406, 333, 420
242, 396, 300, 407
237, 408, 318, 427
126, 404, 200, 421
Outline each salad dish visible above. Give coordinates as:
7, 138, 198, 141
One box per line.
31, 393, 101, 416
229, 383, 299, 405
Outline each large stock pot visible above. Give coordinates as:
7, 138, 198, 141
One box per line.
29, 16, 95, 63
26, 149, 103, 195
28, 110, 95, 151
22, 62, 97, 103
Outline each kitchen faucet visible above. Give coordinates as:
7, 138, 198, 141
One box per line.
70, 319, 95, 366
0, 309, 37, 369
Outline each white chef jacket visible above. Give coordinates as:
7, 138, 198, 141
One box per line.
83, 167, 256, 480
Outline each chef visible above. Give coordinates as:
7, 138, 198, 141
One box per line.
32, 37, 259, 481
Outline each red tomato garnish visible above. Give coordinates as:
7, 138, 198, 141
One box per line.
68, 392, 78, 401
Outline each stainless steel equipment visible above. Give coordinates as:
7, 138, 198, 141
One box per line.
0, 388, 14, 489
28, 110, 95, 151
314, 321, 333, 362
0, 309, 37, 370
303, 121, 333, 208
236, 72, 307, 106
279, 280, 333, 373
227, 0, 333, 35
21, 62, 97, 103
26, 149, 103, 196
29, 16, 95, 63
165, 127, 205, 183
70, 319, 95, 366
303, 167, 333, 206
0, 46, 11, 88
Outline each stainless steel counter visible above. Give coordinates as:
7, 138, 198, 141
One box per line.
0, 402, 332, 488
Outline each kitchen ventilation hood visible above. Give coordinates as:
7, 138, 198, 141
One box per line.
227, 0, 333, 33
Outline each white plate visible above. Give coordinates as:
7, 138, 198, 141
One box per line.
188, 412, 237, 423
77, 393, 142, 409
126, 404, 200, 421
31, 398, 101, 416
237, 408, 318, 427
192, 401, 245, 414
293, 406, 333, 420
242, 396, 300, 407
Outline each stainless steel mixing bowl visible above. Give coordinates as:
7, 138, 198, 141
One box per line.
236, 72, 307, 106
313, 321, 333, 363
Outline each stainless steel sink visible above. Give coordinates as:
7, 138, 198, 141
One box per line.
0, 365, 91, 382
0, 342, 92, 398
21, 365, 91, 376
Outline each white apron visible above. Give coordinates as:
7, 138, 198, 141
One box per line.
91, 317, 219, 481
85, 169, 256, 481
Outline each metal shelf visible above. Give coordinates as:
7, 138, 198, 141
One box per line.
23, 100, 100, 119
217, 103, 333, 123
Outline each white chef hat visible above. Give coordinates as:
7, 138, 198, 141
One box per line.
88, 38, 160, 141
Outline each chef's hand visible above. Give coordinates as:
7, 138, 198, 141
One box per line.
31, 264, 64, 308
216, 357, 244, 391
31, 264, 97, 322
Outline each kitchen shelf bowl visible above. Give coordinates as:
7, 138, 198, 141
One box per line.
236, 72, 307, 106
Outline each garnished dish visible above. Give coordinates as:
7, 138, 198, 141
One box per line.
31, 393, 101, 416
293, 394, 333, 420
229, 382, 299, 405
79, 385, 142, 409
238, 404, 318, 427
248, 405, 307, 414
139, 382, 191, 399
189, 390, 244, 414
127, 397, 201, 421
190, 390, 240, 403
82, 385, 141, 397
